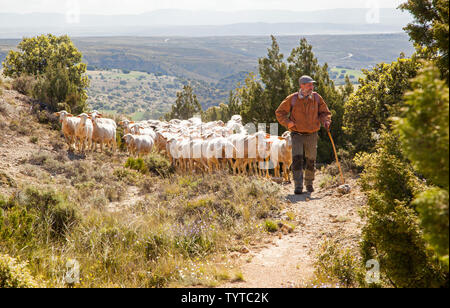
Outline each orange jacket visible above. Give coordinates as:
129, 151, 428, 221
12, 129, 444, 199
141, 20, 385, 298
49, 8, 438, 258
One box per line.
275, 92, 332, 133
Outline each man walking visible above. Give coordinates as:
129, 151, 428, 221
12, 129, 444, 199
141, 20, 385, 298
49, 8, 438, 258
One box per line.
275, 76, 332, 194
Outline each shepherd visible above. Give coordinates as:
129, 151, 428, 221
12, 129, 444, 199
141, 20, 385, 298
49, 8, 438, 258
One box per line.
275, 75, 332, 195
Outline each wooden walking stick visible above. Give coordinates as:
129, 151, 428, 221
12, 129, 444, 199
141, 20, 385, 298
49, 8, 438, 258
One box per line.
326, 128, 345, 185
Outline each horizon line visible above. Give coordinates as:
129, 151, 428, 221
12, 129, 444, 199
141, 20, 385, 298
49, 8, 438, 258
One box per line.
0, 7, 404, 16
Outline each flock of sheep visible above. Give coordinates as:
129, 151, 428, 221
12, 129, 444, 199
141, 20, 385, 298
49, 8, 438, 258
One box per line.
55, 112, 293, 181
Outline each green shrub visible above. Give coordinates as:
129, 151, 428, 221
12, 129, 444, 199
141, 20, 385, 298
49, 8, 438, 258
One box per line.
413, 187, 449, 263
174, 231, 215, 257
145, 154, 175, 178
343, 56, 420, 154
0, 194, 16, 209
23, 187, 81, 238
125, 157, 149, 174
313, 240, 364, 288
0, 203, 37, 251
116, 127, 127, 152
0, 254, 39, 288
264, 220, 278, 233
3, 34, 89, 114
394, 63, 449, 269
50, 201, 81, 238
355, 129, 446, 287
394, 63, 449, 190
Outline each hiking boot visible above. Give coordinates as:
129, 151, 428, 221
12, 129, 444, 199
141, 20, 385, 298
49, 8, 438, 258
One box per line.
294, 187, 303, 195
306, 185, 315, 193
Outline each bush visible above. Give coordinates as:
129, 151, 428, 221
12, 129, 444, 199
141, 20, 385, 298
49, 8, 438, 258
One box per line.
23, 187, 81, 238
12, 75, 35, 95
0, 254, 39, 288
125, 155, 175, 178
394, 63, 449, 269
264, 220, 278, 233
144, 154, 175, 178
32, 61, 88, 114
3, 34, 89, 113
355, 129, 446, 287
343, 56, 420, 154
35, 110, 52, 125
125, 157, 149, 174
313, 240, 364, 288
116, 127, 127, 152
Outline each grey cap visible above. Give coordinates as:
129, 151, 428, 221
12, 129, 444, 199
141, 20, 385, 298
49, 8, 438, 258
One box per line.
299, 75, 316, 85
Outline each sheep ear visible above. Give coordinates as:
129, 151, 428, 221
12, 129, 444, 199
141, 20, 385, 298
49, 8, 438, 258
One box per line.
67, 114, 73, 117
130, 121, 135, 124
278, 137, 284, 140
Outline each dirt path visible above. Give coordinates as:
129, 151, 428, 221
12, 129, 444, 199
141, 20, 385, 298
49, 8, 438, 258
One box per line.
222, 173, 365, 288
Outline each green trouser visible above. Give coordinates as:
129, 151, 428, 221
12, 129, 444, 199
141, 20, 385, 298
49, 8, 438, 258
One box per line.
291, 131, 318, 189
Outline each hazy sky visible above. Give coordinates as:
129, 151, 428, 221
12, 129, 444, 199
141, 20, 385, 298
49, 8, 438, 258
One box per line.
1, 0, 406, 14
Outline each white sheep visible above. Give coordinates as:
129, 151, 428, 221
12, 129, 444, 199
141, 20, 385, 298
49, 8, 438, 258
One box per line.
75, 113, 93, 154
91, 113, 117, 153
55, 110, 80, 150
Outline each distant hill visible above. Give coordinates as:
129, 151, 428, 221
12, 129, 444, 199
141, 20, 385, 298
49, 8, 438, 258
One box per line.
1, 34, 416, 83
74, 34, 415, 80
0, 33, 414, 112
0, 8, 413, 38
0, 33, 415, 113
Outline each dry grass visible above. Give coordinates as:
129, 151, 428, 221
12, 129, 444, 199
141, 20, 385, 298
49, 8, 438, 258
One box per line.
2, 144, 286, 288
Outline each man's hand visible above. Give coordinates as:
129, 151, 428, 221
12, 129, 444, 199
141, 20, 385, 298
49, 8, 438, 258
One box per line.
288, 122, 295, 131
324, 121, 331, 130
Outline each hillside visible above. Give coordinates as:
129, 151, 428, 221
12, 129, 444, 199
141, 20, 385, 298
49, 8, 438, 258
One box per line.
86, 69, 183, 120
0, 34, 415, 82
0, 88, 364, 288
0, 34, 415, 118
75, 34, 415, 80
